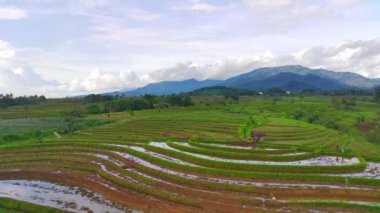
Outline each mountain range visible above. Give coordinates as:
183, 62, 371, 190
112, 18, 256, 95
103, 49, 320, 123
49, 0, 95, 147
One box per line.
111, 65, 380, 96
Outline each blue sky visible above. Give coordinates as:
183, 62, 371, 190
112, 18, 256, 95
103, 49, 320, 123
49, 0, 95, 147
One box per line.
0, 0, 380, 97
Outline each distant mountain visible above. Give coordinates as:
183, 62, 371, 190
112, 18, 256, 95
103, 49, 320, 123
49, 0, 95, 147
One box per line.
106, 65, 380, 96
188, 86, 255, 96
228, 72, 352, 91
223, 65, 380, 89
119, 79, 222, 96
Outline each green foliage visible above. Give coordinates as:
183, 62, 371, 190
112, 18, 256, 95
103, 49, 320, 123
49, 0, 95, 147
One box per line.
367, 128, 380, 145
375, 86, 380, 102
86, 104, 102, 114
238, 117, 257, 141
0, 118, 66, 143
90, 94, 194, 113
84, 94, 113, 103
293, 110, 304, 120
307, 114, 320, 124
264, 87, 287, 96
291, 201, 380, 212
189, 86, 255, 97
61, 109, 85, 121
0, 94, 47, 108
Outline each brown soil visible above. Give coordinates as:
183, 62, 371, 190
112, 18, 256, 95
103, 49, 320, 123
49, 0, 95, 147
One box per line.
355, 122, 377, 132
0, 170, 196, 213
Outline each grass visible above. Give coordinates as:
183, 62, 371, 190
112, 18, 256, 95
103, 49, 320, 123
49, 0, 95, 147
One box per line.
0, 197, 65, 213
290, 201, 380, 212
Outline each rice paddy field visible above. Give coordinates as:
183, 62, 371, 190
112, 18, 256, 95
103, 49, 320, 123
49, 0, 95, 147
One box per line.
0, 96, 380, 212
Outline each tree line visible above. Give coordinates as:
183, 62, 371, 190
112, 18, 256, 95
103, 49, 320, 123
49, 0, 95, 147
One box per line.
84, 94, 193, 114
0, 94, 47, 108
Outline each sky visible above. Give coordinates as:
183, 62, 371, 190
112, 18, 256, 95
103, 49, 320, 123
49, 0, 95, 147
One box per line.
0, 0, 380, 97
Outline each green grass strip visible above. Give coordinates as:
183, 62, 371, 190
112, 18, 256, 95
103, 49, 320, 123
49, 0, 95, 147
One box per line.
0, 197, 66, 213
189, 141, 297, 154
173, 142, 317, 161
290, 201, 380, 212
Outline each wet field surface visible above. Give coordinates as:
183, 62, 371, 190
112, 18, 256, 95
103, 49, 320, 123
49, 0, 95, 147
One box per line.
0, 180, 140, 213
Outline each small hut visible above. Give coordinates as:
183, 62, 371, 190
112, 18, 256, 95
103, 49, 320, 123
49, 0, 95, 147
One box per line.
251, 132, 267, 143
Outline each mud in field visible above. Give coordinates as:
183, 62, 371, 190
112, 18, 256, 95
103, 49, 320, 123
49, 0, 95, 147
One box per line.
110, 144, 200, 166
114, 151, 374, 191
336, 162, 380, 179
0, 180, 137, 213
355, 122, 377, 133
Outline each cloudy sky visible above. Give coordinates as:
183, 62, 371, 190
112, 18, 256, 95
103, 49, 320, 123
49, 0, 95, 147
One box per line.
1, 0, 380, 97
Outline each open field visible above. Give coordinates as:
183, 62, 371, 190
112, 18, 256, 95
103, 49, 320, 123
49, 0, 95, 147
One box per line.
0, 96, 380, 212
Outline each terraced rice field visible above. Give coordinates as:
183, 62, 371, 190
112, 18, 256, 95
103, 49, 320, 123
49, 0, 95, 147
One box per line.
1, 115, 380, 213
1, 97, 380, 212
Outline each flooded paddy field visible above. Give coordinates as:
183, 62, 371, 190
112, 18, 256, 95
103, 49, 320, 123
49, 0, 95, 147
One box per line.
0, 180, 135, 213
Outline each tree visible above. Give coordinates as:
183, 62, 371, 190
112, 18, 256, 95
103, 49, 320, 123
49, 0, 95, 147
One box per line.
84, 94, 113, 103
38, 95, 47, 102
293, 110, 304, 120
0, 93, 47, 108
143, 94, 158, 108
166, 94, 193, 107
130, 98, 150, 110
182, 95, 193, 106
266, 87, 286, 96
238, 117, 257, 141
61, 109, 85, 134
375, 86, 380, 102
307, 114, 320, 124
86, 104, 102, 114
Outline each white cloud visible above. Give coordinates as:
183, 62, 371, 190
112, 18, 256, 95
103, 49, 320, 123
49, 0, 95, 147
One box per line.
57, 68, 141, 94
298, 38, 380, 77
0, 40, 15, 62
147, 38, 380, 83
4, 36, 380, 97
0, 7, 27, 20
0, 40, 58, 95
0, 67, 58, 87
171, 0, 228, 13
145, 54, 281, 82
242, 0, 296, 10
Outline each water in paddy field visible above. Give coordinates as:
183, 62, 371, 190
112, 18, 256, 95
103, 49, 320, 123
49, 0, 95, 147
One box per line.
0, 180, 140, 213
